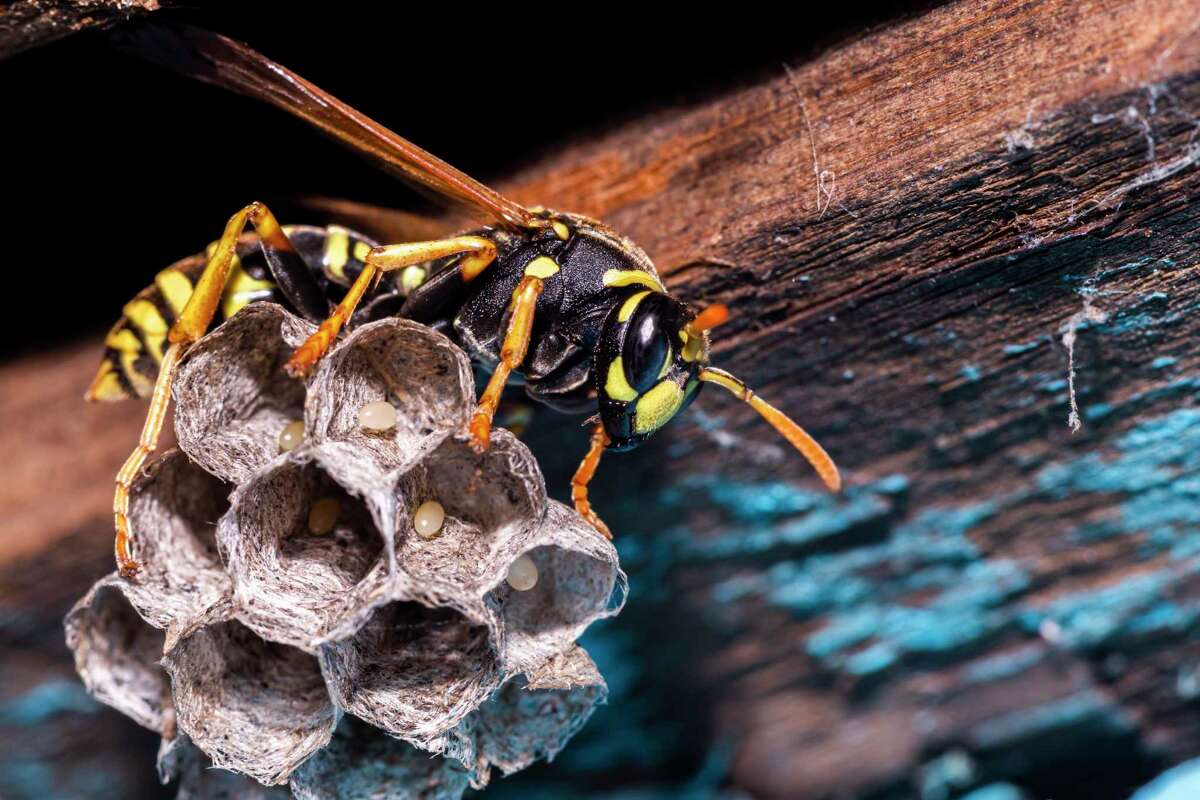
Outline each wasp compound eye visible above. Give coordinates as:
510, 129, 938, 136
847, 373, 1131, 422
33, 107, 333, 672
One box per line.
622, 300, 674, 393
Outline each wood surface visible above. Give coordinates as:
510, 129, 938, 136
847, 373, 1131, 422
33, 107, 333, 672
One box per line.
2, 1, 1200, 798
0, 0, 159, 60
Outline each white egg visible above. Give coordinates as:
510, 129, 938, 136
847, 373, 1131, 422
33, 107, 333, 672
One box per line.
358, 400, 398, 431
506, 554, 539, 591
278, 420, 305, 452
413, 500, 445, 539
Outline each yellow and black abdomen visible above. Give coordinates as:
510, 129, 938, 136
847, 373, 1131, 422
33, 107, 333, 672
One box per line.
87, 224, 388, 402
87, 255, 211, 402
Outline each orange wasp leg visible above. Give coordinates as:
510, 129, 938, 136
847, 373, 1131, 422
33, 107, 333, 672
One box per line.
468, 275, 544, 452
284, 235, 496, 377
571, 423, 613, 540
114, 201, 296, 578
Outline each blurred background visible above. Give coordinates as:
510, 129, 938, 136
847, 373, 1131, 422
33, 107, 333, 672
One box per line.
3, 1, 1200, 798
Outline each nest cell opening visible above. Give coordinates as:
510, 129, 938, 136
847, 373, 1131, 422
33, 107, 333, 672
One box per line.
124, 450, 231, 626
165, 618, 336, 785
394, 431, 544, 590
305, 319, 473, 475
173, 304, 314, 484
222, 459, 387, 651
489, 545, 612, 638
66, 583, 170, 733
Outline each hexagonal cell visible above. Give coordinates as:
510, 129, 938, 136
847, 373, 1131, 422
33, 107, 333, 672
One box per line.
120, 449, 232, 642
486, 501, 626, 673
173, 303, 316, 484
64, 580, 170, 733
320, 601, 502, 745
290, 716, 471, 800
443, 645, 607, 787
220, 456, 390, 652
304, 317, 474, 489
393, 430, 546, 604
468, 674, 607, 785
163, 610, 337, 786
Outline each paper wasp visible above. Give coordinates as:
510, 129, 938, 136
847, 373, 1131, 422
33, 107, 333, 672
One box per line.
89, 24, 841, 578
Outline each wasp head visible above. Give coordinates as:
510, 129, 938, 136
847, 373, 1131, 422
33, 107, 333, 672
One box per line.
595, 292, 723, 451
593, 287, 840, 492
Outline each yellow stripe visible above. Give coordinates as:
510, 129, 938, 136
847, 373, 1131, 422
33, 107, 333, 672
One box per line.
86, 359, 128, 402
352, 240, 372, 262
400, 265, 427, 294
604, 357, 638, 402
122, 299, 169, 362
220, 262, 276, 319
618, 290, 651, 323
324, 227, 351, 282
154, 269, 194, 315
117, 348, 153, 396
105, 328, 141, 353
552, 221, 570, 241
524, 256, 560, 279
634, 379, 684, 434
603, 269, 663, 292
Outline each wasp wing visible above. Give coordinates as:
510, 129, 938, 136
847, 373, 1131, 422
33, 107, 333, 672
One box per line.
116, 23, 542, 231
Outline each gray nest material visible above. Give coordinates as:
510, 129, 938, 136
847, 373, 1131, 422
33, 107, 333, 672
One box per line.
447, 645, 609, 790
173, 303, 316, 485
65, 305, 625, 798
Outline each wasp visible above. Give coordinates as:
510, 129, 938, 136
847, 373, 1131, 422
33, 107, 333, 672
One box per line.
89, 25, 841, 578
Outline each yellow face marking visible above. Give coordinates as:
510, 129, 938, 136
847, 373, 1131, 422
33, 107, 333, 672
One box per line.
400, 265, 427, 294
353, 240, 372, 262
122, 299, 168, 361
524, 256, 560, 279
603, 269, 663, 292
617, 290, 651, 323
154, 269, 194, 315
552, 221, 570, 241
605, 356, 639, 402
221, 263, 276, 319
634, 379, 684, 434
323, 227, 351, 282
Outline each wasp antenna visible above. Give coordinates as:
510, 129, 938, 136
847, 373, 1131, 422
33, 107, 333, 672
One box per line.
688, 303, 730, 334
698, 367, 841, 492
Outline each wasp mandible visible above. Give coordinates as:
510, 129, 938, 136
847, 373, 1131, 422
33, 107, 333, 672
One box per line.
90, 25, 841, 578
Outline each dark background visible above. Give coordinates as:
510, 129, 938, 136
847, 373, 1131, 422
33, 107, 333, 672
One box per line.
1, 1, 938, 356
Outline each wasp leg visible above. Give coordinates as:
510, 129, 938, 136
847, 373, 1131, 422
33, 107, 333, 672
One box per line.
468, 275, 544, 452
571, 423, 613, 539
285, 235, 496, 377
114, 201, 295, 578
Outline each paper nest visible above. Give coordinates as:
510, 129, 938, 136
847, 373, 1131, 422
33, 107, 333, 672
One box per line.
64, 303, 626, 798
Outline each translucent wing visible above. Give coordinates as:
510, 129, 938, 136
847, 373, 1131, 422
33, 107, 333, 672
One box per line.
118, 23, 544, 231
